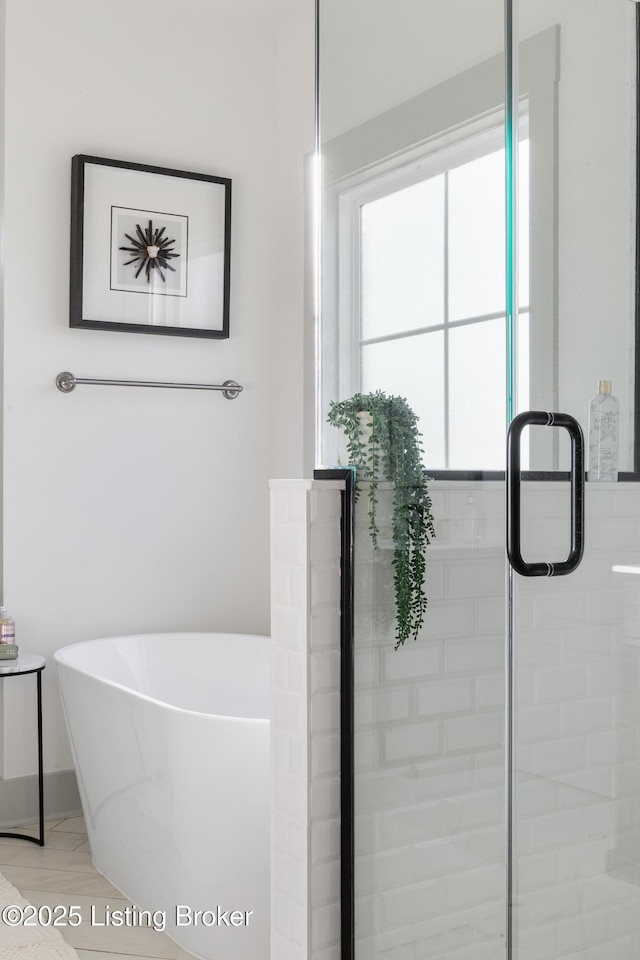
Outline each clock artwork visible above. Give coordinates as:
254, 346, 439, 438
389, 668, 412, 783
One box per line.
120, 219, 180, 284
110, 206, 188, 298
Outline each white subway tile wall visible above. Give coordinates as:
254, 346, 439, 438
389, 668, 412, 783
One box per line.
353, 480, 640, 960
271, 478, 640, 959
270, 480, 344, 960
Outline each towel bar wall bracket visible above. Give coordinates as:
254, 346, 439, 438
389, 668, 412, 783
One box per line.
55, 372, 243, 399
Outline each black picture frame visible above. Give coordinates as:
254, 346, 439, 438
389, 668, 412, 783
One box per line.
70, 154, 231, 339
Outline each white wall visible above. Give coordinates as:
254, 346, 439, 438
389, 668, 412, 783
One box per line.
273, 5, 316, 478
0, 0, 314, 782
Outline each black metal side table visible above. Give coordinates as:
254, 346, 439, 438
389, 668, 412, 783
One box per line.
0, 654, 45, 846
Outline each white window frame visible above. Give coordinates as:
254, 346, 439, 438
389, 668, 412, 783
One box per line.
338, 119, 527, 382
335, 118, 530, 472
318, 28, 559, 471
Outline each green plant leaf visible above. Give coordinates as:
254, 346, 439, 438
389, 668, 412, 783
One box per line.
328, 391, 436, 648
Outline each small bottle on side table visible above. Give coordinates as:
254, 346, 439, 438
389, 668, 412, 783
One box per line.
0, 606, 17, 660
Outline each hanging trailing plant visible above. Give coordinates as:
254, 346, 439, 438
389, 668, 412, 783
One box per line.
327, 391, 436, 649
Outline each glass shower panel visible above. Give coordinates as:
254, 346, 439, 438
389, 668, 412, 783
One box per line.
319, 1, 508, 956
513, 2, 640, 957
319, 1, 640, 957
351, 477, 507, 958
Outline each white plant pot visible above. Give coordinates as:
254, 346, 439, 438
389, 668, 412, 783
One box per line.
337, 411, 387, 479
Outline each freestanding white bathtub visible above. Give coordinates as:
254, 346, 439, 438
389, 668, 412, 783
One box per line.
55, 633, 271, 960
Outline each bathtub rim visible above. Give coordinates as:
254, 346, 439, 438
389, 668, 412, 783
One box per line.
54, 631, 272, 725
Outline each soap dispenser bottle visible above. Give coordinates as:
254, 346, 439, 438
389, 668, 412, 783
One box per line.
588, 380, 619, 481
0, 606, 17, 660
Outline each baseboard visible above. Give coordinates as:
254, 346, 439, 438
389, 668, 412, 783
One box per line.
0, 769, 81, 827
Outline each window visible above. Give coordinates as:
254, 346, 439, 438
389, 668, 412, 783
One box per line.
336, 125, 530, 472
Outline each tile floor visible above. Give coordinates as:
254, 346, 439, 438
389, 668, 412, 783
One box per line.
0, 816, 197, 959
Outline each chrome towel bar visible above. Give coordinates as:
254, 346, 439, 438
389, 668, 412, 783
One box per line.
55, 372, 243, 399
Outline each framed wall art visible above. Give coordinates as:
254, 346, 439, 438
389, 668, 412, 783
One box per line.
70, 155, 231, 339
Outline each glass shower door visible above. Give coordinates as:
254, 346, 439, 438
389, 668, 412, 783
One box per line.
510, 439, 640, 960
510, 2, 640, 957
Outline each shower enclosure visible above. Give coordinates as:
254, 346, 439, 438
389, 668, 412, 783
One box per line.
317, 1, 640, 957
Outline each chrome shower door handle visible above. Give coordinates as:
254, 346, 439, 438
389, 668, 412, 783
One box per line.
507, 411, 585, 577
